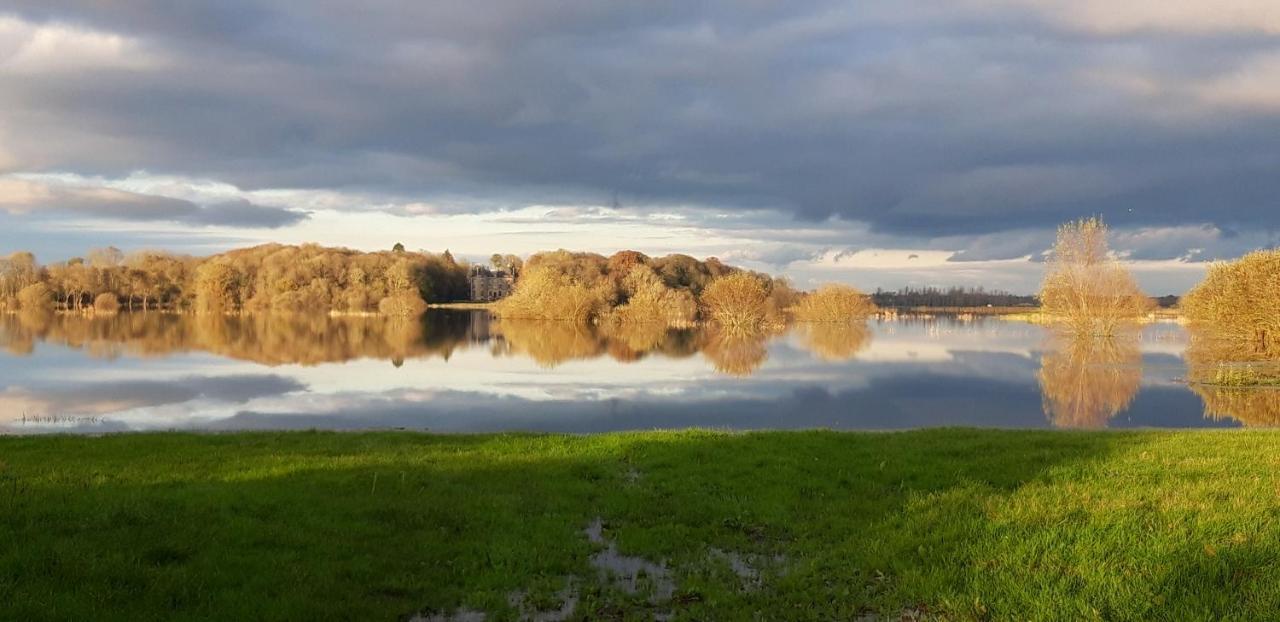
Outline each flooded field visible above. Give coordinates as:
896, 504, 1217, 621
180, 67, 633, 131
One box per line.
0, 310, 1267, 434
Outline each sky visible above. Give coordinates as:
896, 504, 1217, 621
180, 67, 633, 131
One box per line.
2, 2, 1279, 294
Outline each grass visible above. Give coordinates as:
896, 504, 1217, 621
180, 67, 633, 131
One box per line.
3, 429, 1280, 621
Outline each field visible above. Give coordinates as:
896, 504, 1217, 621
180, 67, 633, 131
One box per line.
3, 429, 1279, 621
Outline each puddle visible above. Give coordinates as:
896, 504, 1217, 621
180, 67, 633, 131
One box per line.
707, 547, 786, 591
507, 583, 579, 622
584, 517, 676, 601
408, 609, 487, 622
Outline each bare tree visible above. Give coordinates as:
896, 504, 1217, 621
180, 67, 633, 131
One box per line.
1039, 217, 1150, 336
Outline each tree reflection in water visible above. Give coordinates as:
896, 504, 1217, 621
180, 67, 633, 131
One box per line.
794, 321, 872, 362
1037, 332, 1142, 428
1185, 331, 1280, 427
0, 310, 876, 376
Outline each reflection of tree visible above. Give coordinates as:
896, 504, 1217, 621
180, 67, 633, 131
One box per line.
701, 329, 769, 377
1037, 333, 1142, 428
0, 311, 475, 366
1, 311, 787, 376
795, 321, 872, 362
491, 319, 605, 367
1186, 330, 1280, 427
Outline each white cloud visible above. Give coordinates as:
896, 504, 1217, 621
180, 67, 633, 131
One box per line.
0, 14, 162, 74
988, 0, 1280, 35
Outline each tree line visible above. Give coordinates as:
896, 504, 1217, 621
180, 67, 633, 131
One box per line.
872, 286, 1037, 309
0, 244, 470, 315
492, 249, 875, 331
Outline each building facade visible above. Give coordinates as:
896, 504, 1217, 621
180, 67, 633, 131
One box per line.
468, 266, 515, 301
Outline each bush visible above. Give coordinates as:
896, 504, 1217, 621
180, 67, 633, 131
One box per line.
94, 293, 121, 314
16, 283, 53, 310
494, 265, 611, 322
607, 266, 697, 326
1181, 249, 1280, 357
377, 293, 427, 317
790, 284, 875, 322
700, 272, 771, 332
1039, 217, 1150, 336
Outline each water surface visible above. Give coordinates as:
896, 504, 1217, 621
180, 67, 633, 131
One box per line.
0, 310, 1257, 434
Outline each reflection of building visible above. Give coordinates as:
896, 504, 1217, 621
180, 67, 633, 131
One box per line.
468, 266, 515, 301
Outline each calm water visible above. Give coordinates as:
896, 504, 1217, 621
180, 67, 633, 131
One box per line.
0, 310, 1257, 434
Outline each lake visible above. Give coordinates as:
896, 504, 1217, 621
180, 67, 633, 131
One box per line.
0, 309, 1263, 434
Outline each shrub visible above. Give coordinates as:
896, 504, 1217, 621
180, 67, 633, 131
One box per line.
700, 272, 772, 332
1181, 249, 1280, 357
1039, 217, 1150, 336
608, 266, 697, 326
494, 265, 611, 323
94, 293, 121, 314
790, 284, 875, 322
16, 283, 53, 310
377, 293, 427, 317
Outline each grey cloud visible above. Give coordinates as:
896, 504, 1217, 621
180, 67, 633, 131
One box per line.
0, 179, 308, 228
1, 2, 1280, 240
188, 198, 310, 228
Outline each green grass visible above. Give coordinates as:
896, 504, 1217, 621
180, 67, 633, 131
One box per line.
3, 429, 1280, 621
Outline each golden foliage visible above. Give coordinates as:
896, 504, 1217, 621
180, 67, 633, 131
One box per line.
790, 284, 875, 322
377, 293, 428, 317
1039, 218, 1150, 336
700, 272, 772, 332
16, 283, 53, 310
93, 293, 121, 314
1181, 249, 1280, 358
493, 265, 612, 322
1037, 333, 1142, 428
608, 266, 698, 326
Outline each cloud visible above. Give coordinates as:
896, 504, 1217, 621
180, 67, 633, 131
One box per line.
0, 177, 307, 228
0, 14, 162, 74
986, 0, 1280, 35
0, 2, 1276, 291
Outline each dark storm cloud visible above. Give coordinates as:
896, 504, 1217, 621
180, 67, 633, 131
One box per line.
3, 2, 1280, 237
0, 178, 308, 228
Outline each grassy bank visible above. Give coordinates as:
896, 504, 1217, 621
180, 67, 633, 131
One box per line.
3, 429, 1279, 621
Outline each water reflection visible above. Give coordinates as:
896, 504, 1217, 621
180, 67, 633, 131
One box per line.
1185, 332, 1280, 427
0, 311, 1246, 434
1037, 332, 1142, 428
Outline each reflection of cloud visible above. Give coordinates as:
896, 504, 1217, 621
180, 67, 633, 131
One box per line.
0, 374, 304, 423
1037, 333, 1142, 428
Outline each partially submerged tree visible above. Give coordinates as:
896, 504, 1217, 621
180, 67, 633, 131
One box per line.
790, 284, 876, 322
1181, 249, 1280, 358
700, 272, 771, 333
16, 282, 53, 311
1039, 217, 1150, 335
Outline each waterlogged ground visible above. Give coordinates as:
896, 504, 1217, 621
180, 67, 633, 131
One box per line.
0, 309, 1266, 434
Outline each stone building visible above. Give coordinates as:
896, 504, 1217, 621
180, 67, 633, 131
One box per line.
468, 266, 515, 301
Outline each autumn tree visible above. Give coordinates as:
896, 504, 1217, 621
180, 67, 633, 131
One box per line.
790, 284, 876, 322
1039, 217, 1150, 336
700, 272, 772, 332
1181, 249, 1280, 357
